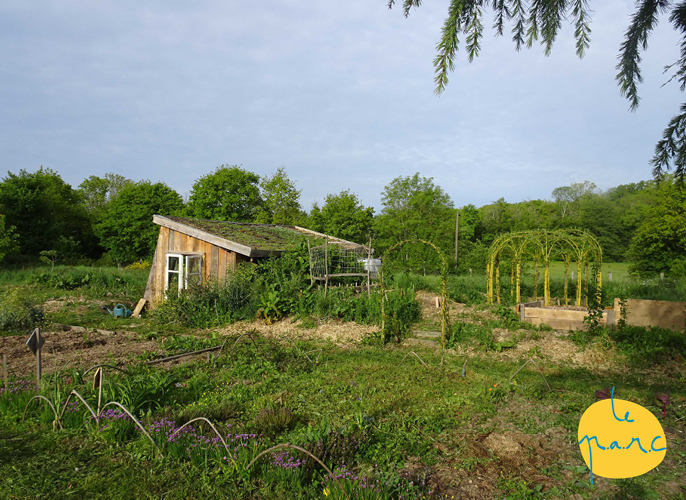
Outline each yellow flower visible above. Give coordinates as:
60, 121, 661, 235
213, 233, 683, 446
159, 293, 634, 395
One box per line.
323, 487, 330, 497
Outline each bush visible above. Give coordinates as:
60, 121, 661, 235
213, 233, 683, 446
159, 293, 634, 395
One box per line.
0, 289, 45, 333
154, 269, 258, 328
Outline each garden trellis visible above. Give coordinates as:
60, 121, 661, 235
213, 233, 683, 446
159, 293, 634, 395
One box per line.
308, 239, 376, 295
486, 229, 602, 307
379, 239, 450, 347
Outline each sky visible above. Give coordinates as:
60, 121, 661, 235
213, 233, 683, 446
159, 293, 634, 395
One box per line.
1, 1, 684, 211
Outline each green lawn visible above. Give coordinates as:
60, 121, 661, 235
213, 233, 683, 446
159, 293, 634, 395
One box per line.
527, 262, 632, 281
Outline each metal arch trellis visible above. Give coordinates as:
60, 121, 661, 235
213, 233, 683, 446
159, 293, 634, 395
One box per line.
379, 239, 450, 347
486, 229, 602, 307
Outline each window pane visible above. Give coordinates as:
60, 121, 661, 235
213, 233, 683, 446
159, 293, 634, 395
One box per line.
168, 256, 179, 271
187, 256, 201, 275
168, 272, 179, 290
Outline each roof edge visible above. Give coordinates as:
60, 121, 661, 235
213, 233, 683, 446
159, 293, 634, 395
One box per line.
153, 215, 258, 257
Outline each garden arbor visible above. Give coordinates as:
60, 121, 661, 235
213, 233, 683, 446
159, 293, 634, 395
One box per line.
380, 239, 450, 346
486, 230, 602, 307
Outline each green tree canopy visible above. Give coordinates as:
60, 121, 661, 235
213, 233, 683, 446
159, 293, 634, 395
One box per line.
375, 173, 454, 272
390, 0, 686, 180
256, 167, 306, 225
0, 214, 19, 263
78, 173, 133, 218
0, 167, 93, 257
308, 190, 374, 244
95, 181, 184, 264
629, 177, 686, 277
186, 165, 263, 222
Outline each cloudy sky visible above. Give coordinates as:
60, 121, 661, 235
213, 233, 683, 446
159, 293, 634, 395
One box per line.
1, 1, 683, 211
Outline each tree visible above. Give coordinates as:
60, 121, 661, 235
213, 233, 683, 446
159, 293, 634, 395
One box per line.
96, 181, 184, 264
0, 167, 93, 257
551, 181, 599, 221
0, 214, 19, 263
186, 165, 263, 222
390, 1, 686, 180
629, 177, 686, 277
256, 167, 306, 225
374, 173, 454, 272
308, 190, 374, 244
78, 173, 133, 217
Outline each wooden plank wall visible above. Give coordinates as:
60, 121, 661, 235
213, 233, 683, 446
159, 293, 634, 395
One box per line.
144, 227, 239, 304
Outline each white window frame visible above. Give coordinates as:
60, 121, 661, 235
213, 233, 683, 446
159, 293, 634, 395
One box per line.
165, 254, 184, 293
165, 253, 203, 293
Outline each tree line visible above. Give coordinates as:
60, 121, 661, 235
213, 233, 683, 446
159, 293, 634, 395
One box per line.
0, 165, 683, 278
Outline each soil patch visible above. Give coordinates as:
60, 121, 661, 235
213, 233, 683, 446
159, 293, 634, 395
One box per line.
0, 326, 161, 377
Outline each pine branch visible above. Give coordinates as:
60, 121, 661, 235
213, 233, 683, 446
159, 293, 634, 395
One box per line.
572, 0, 592, 58
616, 0, 670, 111
540, 0, 568, 56
491, 0, 511, 36
403, 0, 423, 18
669, 1, 686, 91
433, 0, 466, 94
651, 102, 686, 182
466, 5, 485, 61
510, 0, 527, 50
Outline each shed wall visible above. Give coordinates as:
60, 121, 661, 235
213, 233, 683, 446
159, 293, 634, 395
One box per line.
144, 227, 249, 303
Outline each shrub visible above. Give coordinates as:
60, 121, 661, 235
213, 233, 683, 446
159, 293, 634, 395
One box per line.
0, 289, 45, 333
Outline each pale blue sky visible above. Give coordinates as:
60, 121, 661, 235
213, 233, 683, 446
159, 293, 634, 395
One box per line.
1, 1, 683, 211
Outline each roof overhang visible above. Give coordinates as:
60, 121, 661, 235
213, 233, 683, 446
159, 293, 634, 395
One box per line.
153, 215, 284, 258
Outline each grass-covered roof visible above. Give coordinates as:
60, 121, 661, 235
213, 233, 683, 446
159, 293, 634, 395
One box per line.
165, 216, 324, 252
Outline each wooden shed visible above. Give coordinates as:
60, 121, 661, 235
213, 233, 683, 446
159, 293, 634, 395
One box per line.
143, 215, 359, 304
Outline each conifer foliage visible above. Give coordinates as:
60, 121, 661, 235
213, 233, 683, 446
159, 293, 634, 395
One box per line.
389, 0, 686, 180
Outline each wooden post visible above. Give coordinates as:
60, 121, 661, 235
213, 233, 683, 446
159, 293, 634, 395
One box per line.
454, 210, 459, 269
307, 239, 314, 286
324, 239, 329, 298
367, 238, 372, 298
36, 328, 42, 393
3, 354, 7, 393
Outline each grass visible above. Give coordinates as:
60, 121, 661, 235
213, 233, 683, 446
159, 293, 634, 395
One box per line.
1, 264, 686, 498
1, 337, 685, 499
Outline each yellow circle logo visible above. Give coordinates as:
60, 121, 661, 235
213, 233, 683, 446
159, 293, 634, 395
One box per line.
578, 388, 667, 483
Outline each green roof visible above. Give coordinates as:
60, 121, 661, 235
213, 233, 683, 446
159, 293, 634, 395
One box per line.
166, 216, 323, 252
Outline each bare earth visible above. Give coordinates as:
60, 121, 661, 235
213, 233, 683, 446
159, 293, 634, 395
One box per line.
0, 325, 161, 377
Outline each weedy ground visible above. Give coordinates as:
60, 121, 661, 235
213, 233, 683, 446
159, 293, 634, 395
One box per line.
0, 267, 685, 499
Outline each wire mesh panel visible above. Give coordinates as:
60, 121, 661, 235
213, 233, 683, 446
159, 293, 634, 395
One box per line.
309, 241, 377, 280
